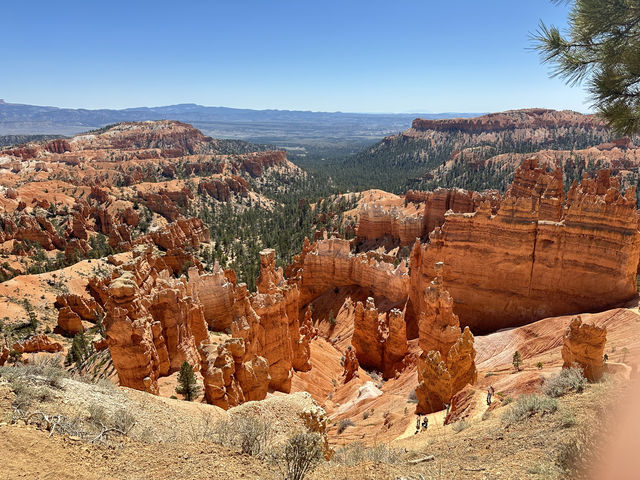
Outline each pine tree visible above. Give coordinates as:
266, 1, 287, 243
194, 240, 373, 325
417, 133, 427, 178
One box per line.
175, 361, 201, 401
512, 351, 523, 372
534, 0, 640, 135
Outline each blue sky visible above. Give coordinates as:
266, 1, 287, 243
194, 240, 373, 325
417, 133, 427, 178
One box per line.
1, 1, 585, 113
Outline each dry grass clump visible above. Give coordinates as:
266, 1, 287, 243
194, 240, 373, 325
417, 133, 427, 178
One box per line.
331, 442, 408, 466
502, 394, 558, 424
336, 418, 355, 434
213, 416, 272, 456
451, 419, 470, 433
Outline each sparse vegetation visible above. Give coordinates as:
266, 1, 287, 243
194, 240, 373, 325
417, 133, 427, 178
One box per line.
336, 418, 355, 434
213, 416, 271, 457
544, 366, 587, 398
331, 442, 407, 466
502, 394, 558, 424
272, 432, 325, 480
451, 420, 470, 433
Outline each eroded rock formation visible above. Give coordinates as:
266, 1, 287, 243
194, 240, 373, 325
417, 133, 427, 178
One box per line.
87, 247, 208, 394
410, 160, 640, 332
12, 334, 63, 354
414, 266, 477, 414
562, 316, 607, 381
356, 188, 500, 246
287, 237, 410, 306
55, 294, 104, 336
416, 327, 477, 414
351, 297, 407, 378
199, 338, 270, 408
342, 345, 359, 383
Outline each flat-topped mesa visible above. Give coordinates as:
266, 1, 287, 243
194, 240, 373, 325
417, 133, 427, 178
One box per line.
410, 108, 606, 134
410, 161, 640, 333
351, 297, 408, 378
562, 316, 607, 381
287, 237, 410, 306
240, 150, 288, 177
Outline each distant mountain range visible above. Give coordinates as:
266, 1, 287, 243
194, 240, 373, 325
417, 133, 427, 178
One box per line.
0, 100, 482, 147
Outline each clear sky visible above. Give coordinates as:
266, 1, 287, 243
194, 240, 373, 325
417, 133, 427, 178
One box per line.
1, 0, 586, 113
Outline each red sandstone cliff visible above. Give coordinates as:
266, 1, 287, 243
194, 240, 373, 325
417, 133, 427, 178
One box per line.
410, 160, 640, 332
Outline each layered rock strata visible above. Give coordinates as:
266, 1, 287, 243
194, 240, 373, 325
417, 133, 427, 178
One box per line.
416, 327, 477, 414
12, 334, 63, 354
356, 188, 500, 246
199, 338, 270, 408
286, 237, 410, 306
410, 160, 640, 332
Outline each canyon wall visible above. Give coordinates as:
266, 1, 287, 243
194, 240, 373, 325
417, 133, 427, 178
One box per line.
351, 297, 407, 378
410, 160, 640, 333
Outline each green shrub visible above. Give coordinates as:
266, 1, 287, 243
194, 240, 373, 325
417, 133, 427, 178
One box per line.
512, 351, 523, 371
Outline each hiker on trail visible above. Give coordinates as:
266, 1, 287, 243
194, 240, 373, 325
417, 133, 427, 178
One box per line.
415, 415, 421, 434
603, 353, 609, 364
422, 416, 429, 431
445, 403, 450, 415
487, 385, 495, 405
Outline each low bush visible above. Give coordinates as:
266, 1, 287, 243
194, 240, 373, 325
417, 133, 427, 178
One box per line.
502, 394, 558, 424
272, 432, 325, 480
544, 367, 587, 398
213, 416, 271, 457
557, 410, 577, 429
